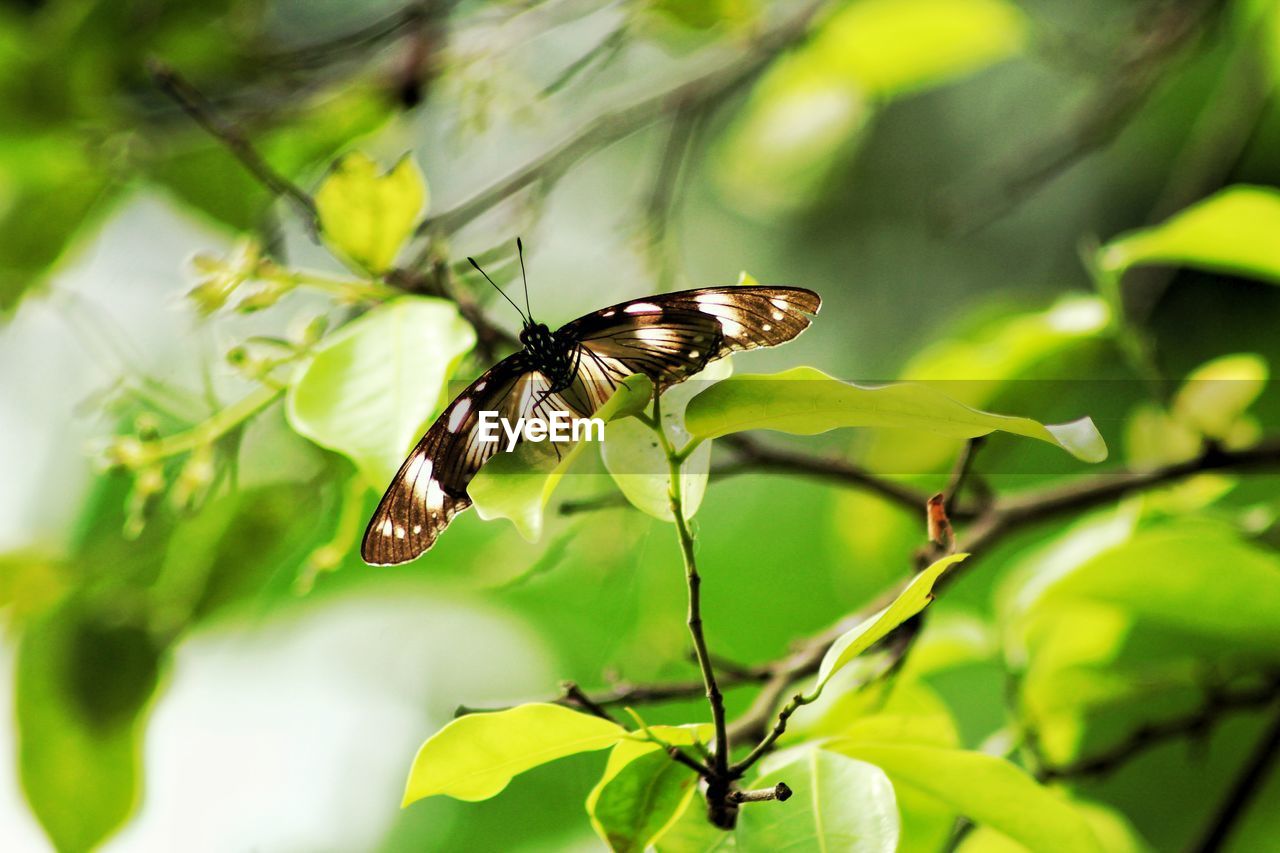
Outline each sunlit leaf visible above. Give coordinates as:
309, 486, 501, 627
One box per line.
470, 374, 654, 541
402, 703, 626, 805
589, 748, 699, 852
285, 297, 475, 485
589, 725, 718, 852
1097, 186, 1280, 285
16, 601, 161, 852
736, 748, 899, 852
603, 358, 733, 521
685, 367, 1107, 462
1022, 527, 1280, 655
1171, 353, 1268, 440
809, 554, 967, 697
315, 152, 428, 275
829, 744, 1102, 852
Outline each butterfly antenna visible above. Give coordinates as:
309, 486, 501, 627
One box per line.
516, 237, 533, 321
468, 256, 527, 324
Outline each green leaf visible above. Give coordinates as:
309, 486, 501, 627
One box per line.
1021, 527, 1280, 655
402, 703, 626, 805
286, 297, 475, 485
1097, 186, 1280, 285
16, 601, 161, 852
829, 744, 1102, 853
603, 358, 733, 521
648, 0, 758, 30
470, 374, 655, 541
1171, 353, 1268, 440
589, 748, 700, 852
809, 554, 968, 697
808, 0, 1027, 97
684, 367, 1107, 462
315, 152, 428, 275
736, 749, 899, 852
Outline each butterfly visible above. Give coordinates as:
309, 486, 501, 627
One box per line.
361, 240, 821, 565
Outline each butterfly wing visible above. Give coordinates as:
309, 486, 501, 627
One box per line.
558, 286, 821, 408
362, 354, 537, 565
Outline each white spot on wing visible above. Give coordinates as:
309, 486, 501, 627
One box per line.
447, 399, 472, 433
770, 298, 788, 310
601, 309, 616, 317
625, 302, 661, 314
412, 524, 422, 534
379, 519, 394, 536
394, 525, 406, 539
772, 311, 784, 321
762, 324, 772, 332
717, 317, 744, 337
475, 380, 487, 391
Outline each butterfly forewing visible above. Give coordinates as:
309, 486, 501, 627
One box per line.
363, 285, 820, 564
361, 356, 527, 564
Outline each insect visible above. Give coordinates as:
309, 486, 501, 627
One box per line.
361, 240, 821, 565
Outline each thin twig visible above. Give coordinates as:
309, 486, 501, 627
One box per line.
943, 436, 985, 515
644, 102, 704, 292
728, 783, 792, 804
1035, 674, 1280, 782
542, 23, 628, 97
719, 434, 941, 517
416, 0, 826, 236
147, 59, 320, 228
654, 394, 730, 781
1192, 708, 1280, 852
559, 680, 617, 722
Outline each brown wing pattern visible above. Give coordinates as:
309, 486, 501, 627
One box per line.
361, 356, 529, 565
564, 285, 820, 363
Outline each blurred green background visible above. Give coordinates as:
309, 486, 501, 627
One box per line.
2, 0, 1279, 850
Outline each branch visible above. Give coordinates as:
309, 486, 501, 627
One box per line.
147, 59, 320, 228
653, 395, 731, 785
1034, 673, 1280, 781
416, 0, 826, 236
718, 434, 941, 518
1192, 707, 1280, 852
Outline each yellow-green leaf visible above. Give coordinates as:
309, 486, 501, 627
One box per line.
1097, 186, 1280, 285
810, 554, 968, 697
315, 152, 428, 275
602, 358, 732, 522
285, 298, 475, 485
685, 367, 1107, 462
1172, 353, 1268, 440
737, 749, 900, 852
403, 703, 626, 805
829, 744, 1102, 853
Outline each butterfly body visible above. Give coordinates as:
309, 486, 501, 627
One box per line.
362, 284, 821, 565
518, 322, 578, 392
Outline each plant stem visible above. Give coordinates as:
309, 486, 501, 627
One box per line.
141, 384, 284, 463
650, 393, 730, 780
730, 691, 813, 777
